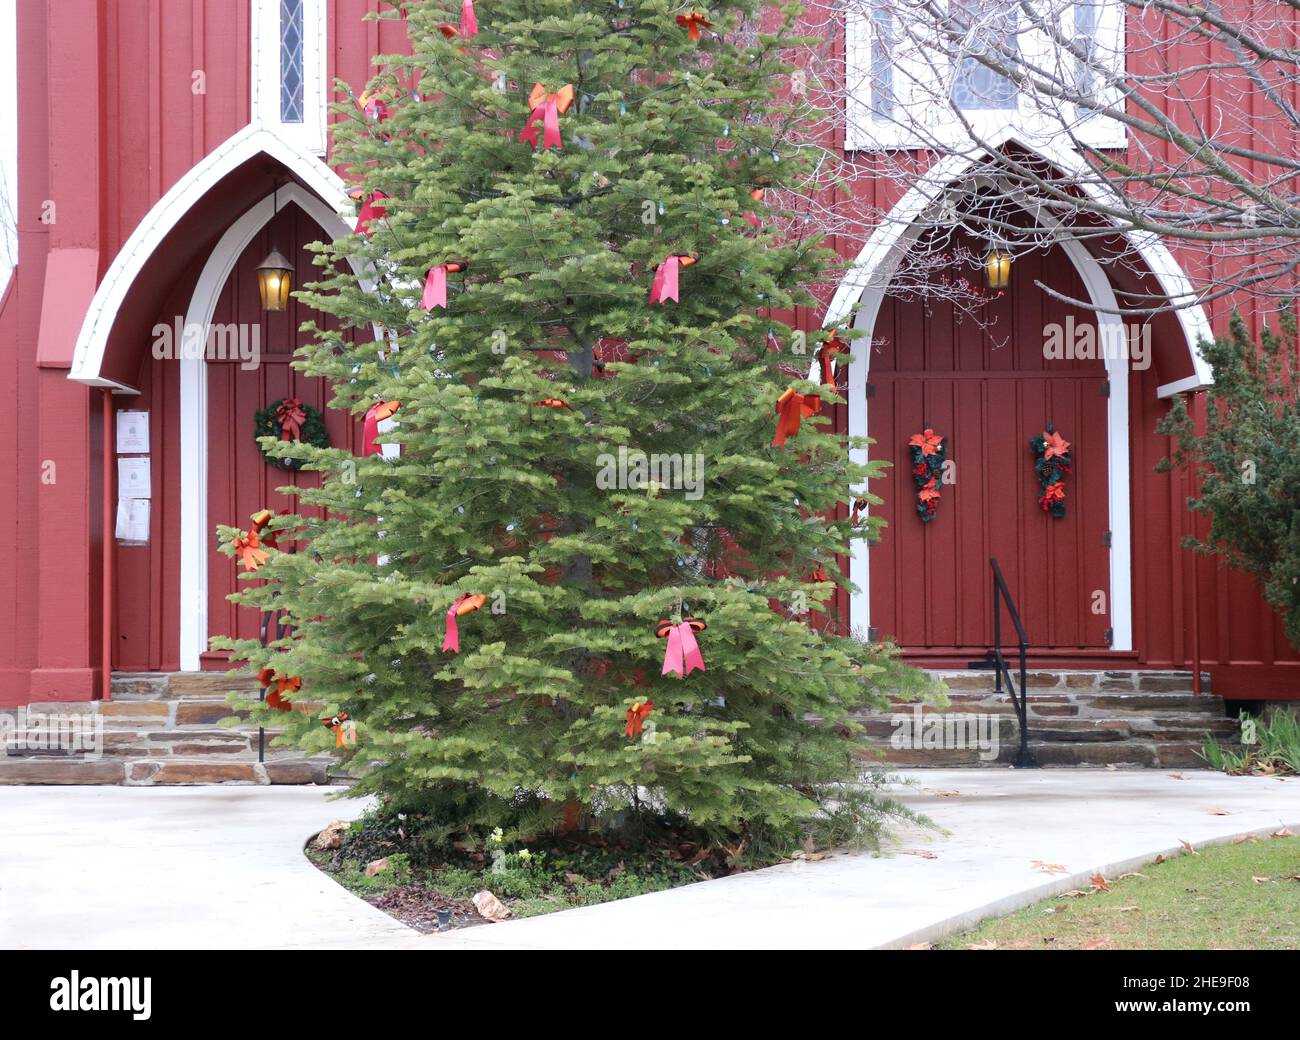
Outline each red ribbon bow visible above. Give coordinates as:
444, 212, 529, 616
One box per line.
275, 398, 306, 441
520, 83, 575, 149
648, 254, 696, 305
443, 594, 488, 654
773, 386, 819, 447
676, 11, 713, 40
625, 700, 655, 739
351, 189, 389, 237
259, 668, 300, 712
818, 333, 847, 389
362, 400, 400, 457
657, 617, 706, 677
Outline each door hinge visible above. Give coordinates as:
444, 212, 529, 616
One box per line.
864, 382, 876, 400
1103, 627, 1114, 646
1100, 381, 1111, 397
1101, 530, 1112, 547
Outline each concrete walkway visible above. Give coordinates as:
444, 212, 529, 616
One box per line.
2, 771, 1297, 949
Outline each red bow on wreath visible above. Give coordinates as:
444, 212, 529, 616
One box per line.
625, 700, 655, 738
275, 398, 306, 441
657, 617, 706, 677
520, 83, 575, 150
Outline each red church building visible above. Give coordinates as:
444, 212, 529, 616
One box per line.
0, 0, 1295, 741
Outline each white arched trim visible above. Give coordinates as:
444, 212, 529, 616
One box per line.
824, 132, 1179, 652
178, 183, 360, 671
68, 122, 353, 387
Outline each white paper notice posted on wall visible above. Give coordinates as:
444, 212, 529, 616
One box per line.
115, 498, 150, 546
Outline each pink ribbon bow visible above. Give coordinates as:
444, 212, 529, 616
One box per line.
520, 84, 575, 150
461, 0, 478, 37
648, 256, 680, 305
661, 622, 706, 677
422, 264, 448, 309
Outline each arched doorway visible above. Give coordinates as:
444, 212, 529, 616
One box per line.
865, 235, 1112, 655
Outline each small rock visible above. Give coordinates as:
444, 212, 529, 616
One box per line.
473, 890, 510, 922
364, 857, 391, 878
310, 820, 349, 851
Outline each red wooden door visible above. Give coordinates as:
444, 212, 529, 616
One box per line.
203, 204, 357, 665
867, 243, 1112, 654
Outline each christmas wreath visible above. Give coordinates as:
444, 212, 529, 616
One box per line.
254, 397, 329, 470
1030, 424, 1071, 518
907, 428, 945, 523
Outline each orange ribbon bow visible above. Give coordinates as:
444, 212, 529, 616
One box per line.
233, 509, 277, 572
625, 700, 655, 739
535, 398, 573, 410
849, 496, 869, 526
676, 11, 713, 40
322, 712, 357, 748
773, 386, 819, 447
520, 83, 575, 149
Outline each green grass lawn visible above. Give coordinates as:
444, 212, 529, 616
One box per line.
938, 835, 1300, 950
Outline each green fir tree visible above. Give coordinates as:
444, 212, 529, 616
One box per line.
217, 0, 929, 853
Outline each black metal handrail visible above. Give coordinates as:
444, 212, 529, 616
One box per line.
990, 558, 1036, 768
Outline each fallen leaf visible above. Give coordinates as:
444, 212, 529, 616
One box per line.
1042, 904, 1069, 915
907, 942, 931, 950
309, 819, 349, 851
899, 848, 938, 860
1251, 876, 1271, 884
1231, 834, 1262, 845
1032, 860, 1069, 875
926, 789, 961, 798
1118, 872, 1147, 880
1090, 874, 1111, 893
1273, 826, 1295, 838
1154, 854, 1167, 864
363, 857, 391, 878
1116, 905, 1140, 912
1105, 763, 1118, 771
1082, 938, 1108, 950
966, 939, 997, 950
1061, 889, 1091, 898
1200, 807, 1232, 816
1167, 773, 1187, 781
472, 890, 510, 922
1179, 839, 1198, 854
564, 872, 588, 885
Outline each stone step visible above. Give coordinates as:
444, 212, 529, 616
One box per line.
110, 671, 262, 701
0, 755, 333, 786
925, 669, 1211, 695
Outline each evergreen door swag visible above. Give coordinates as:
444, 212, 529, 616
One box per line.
1031, 424, 1072, 518
254, 397, 329, 470
908, 428, 945, 523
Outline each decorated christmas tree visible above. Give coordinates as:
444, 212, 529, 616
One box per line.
218, 0, 928, 853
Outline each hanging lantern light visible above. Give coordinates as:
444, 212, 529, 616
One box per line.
255, 248, 294, 311
984, 245, 1012, 290
256, 180, 294, 311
